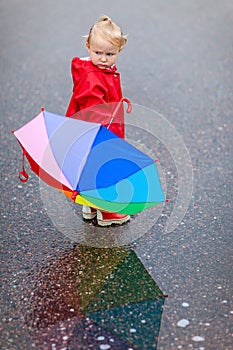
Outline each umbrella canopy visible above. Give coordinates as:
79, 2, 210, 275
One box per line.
12, 108, 165, 214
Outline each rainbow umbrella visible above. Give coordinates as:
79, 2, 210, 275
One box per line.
12, 108, 165, 214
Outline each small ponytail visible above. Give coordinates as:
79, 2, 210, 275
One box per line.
100, 15, 112, 23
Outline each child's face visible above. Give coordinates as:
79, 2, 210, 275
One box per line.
86, 35, 121, 69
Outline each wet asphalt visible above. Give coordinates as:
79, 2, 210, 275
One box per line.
1, 1, 233, 349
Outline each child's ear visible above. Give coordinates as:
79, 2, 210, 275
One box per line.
86, 42, 90, 50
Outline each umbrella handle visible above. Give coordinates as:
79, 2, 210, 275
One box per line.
122, 97, 132, 114
107, 97, 132, 129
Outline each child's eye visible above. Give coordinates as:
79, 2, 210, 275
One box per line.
95, 51, 101, 55
107, 53, 114, 56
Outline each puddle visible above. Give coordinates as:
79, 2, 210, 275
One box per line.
25, 246, 166, 349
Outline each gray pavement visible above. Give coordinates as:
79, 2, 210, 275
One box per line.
1, 1, 233, 349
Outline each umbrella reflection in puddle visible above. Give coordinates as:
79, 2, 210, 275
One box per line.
26, 246, 166, 349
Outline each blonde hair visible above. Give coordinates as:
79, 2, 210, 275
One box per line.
86, 15, 127, 50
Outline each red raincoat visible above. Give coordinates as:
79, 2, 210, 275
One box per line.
66, 57, 125, 138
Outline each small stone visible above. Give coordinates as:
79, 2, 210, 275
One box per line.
97, 336, 105, 341
182, 302, 189, 307
100, 345, 111, 350
177, 319, 190, 328
129, 328, 137, 333
192, 336, 204, 342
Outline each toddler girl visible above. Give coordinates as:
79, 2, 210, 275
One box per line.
66, 16, 130, 226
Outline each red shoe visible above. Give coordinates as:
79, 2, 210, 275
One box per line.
97, 210, 130, 226
82, 206, 97, 220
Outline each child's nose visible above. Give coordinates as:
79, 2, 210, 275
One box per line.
101, 55, 107, 62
